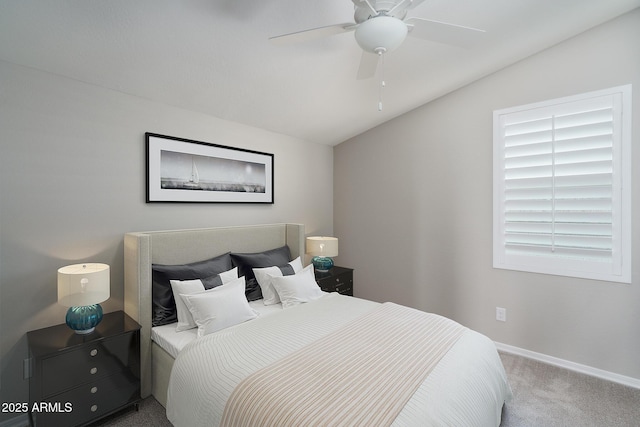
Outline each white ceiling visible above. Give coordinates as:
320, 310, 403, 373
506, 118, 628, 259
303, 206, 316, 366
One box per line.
1, 0, 638, 146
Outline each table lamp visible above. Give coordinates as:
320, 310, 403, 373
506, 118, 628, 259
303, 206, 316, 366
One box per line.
306, 236, 339, 273
57, 263, 110, 334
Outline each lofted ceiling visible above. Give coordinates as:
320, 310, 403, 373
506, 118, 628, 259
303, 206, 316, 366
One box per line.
0, 0, 638, 146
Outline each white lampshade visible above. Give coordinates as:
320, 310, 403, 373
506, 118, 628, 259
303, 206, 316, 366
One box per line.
354, 16, 408, 54
58, 263, 110, 307
306, 237, 339, 257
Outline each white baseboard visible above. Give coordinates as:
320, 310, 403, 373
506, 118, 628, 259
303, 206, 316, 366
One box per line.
0, 414, 28, 427
495, 341, 640, 390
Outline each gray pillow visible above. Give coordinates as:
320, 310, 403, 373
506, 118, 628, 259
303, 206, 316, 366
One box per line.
151, 252, 233, 326
231, 245, 292, 301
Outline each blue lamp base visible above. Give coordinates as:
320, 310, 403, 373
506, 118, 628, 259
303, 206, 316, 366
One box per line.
66, 304, 103, 334
312, 256, 334, 273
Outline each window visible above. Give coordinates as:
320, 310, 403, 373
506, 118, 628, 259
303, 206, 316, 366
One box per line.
493, 85, 631, 283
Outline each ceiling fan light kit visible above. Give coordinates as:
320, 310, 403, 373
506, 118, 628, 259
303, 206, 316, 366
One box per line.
269, 0, 484, 109
354, 15, 408, 54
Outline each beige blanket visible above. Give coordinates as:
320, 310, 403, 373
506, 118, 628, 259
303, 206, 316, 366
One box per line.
220, 302, 466, 427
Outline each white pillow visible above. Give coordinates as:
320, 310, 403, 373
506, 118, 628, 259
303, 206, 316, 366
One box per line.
170, 267, 239, 332
253, 257, 303, 306
218, 266, 239, 282
180, 277, 258, 337
170, 278, 206, 332
270, 264, 325, 309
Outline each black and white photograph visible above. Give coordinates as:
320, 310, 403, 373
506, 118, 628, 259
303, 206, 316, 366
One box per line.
146, 133, 274, 203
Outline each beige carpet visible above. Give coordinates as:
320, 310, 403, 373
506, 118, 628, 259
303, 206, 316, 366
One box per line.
96, 352, 640, 426
91, 397, 172, 427
499, 352, 640, 427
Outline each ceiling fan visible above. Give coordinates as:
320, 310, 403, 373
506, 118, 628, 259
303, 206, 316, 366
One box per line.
269, 0, 485, 80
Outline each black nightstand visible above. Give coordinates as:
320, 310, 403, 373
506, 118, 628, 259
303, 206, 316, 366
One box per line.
27, 311, 141, 427
315, 266, 353, 296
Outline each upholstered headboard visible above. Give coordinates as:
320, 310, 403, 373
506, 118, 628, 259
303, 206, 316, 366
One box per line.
124, 223, 305, 397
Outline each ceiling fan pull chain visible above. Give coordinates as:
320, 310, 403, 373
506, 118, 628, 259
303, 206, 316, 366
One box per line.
378, 51, 385, 111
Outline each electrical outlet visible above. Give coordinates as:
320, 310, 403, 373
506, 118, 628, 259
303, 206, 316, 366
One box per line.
496, 307, 507, 322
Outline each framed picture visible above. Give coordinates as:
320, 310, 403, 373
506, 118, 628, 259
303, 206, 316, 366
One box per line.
146, 133, 274, 203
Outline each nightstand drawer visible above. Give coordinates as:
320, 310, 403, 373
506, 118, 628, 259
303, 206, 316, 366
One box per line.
335, 280, 353, 295
32, 371, 140, 427
315, 267, 354, 296
333, 274, 351, 287
321, 282, 352, 295
41, 332, 137, 397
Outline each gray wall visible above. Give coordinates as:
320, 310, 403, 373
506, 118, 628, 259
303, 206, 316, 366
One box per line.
0, 60, 333, 417
335, 9, 640, 380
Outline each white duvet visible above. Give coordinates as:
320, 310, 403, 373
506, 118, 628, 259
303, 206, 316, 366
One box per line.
166, 293, 512, 427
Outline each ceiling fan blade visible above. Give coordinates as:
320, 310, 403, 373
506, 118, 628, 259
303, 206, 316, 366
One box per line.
269, 23, 356, 45
356, 51, 380, 80
406, 0, 427, 9
405, 17, 485, 48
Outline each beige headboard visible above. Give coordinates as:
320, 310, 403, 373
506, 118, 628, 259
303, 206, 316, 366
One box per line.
124, 223, 305, 397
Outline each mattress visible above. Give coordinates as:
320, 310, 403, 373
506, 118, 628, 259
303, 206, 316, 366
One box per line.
166, 293, 512, 427
151, 298, 287, 358
151, 324, 197, 359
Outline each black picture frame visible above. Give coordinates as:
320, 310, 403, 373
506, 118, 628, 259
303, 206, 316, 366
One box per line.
145, 133, 274, 203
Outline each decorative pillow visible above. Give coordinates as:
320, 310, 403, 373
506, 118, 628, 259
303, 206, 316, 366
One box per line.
253, 257, 303, 305
169, 267, 238, 332
230, 245, 292, 301
151, 252, 233, 326
180, 277, 258, 337
270, 264, 325, 309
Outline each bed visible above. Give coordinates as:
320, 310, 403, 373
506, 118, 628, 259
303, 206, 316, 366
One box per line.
124, 223, 512, 426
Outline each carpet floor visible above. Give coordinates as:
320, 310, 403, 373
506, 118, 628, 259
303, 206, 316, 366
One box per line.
95, 352, 640, 426
499, 352, 640, 427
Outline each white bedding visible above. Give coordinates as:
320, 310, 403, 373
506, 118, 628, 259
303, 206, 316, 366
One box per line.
151, 299, 286, 358
151, 324, 197, 359
166, 293, 512, 427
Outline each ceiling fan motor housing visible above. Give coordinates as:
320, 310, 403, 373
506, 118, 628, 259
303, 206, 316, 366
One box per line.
354, 15, 408, 54
353, 0, 410, 22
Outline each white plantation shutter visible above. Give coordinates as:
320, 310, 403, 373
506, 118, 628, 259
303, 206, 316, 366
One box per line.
493, 85, 631, 283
